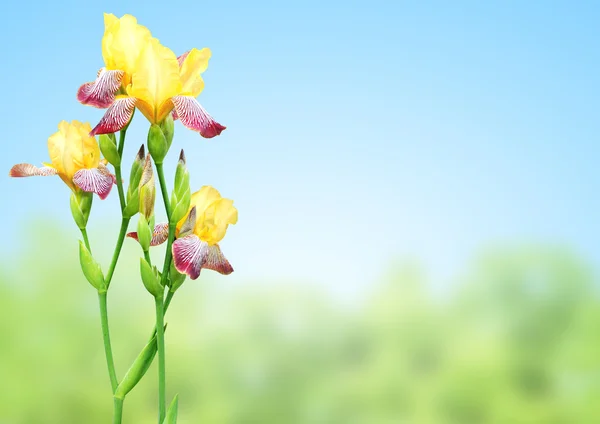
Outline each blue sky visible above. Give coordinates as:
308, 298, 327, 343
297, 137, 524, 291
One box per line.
1, 1, 598, 297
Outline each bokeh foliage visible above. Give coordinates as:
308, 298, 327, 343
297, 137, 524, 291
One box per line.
1, 227, 599, 423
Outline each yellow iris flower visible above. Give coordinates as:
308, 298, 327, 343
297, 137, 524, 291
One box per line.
78, 14, 225, 138
9, 121, 115, 199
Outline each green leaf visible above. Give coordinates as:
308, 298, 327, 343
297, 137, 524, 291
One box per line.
78, 241, 106, 292
162, 394, 179, 424
114, 335, 158, 399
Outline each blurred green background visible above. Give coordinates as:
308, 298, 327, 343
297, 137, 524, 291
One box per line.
1, 223, 599, 423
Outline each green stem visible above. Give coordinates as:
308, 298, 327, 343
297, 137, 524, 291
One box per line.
155, 295, 166, 422
99, 292, 118, 393
114, 129, 128, 212
155, 163, 171, 219
113, 397, 124, 424
144, 250, 152, 266
80, 228, 91, 253
105, 218, 130, 288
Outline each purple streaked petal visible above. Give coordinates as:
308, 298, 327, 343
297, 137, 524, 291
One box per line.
9, 163, 57, 177
72, 163, 116, 200
126, 223, 169, 246
203, 244, 234, 275
172, 234, 209, 280
77, 68, 124, 108
90, 97, 137, 135
171, 96, 226, 138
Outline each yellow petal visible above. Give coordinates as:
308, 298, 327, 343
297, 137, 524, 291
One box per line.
128, 38, 181, 123
102, 14, 152, 85
47, 121, 101, 188
176, 185, 221, 234
197, 198, 238, 245
179, 48, 211, 97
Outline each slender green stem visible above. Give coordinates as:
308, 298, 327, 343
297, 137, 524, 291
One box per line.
144, 250, 152, 266
105, 218, 131, 288
99, 292, 118, 393
113, 397, 124, 424
80, 228, 92, 253
155, 295, 166, 422
114, 129, 128, 212
155, 163, 172, 219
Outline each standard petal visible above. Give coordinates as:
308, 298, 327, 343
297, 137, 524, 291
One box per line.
77, 68, 125, 108
9, 163, 57, 177
72, 163, 116, 200
172, 234, 209, 280
177, 51, 190, 67
126, 222, 169, 246
203, 244, 234, 275
171, 96, 226, 138
90, 96, 137, 135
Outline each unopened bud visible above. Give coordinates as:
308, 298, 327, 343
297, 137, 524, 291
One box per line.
140, 257, 163, 297
125, 145, 145, 217
79, 241, 106, 292
137, 215, 152, 251
99, 133, 120, 166
139, 154, 155, 220
147, 124, 168, 164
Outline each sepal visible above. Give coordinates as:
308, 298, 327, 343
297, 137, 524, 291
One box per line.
160, 113, 175, 149
70, 191, 93, 230
79, 241, 106, 292
147, 124, 168, 164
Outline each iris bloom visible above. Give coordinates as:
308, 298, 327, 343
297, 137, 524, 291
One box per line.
78, 14, 225, 138
9, 121, 115, 199
128, 186, 237, 279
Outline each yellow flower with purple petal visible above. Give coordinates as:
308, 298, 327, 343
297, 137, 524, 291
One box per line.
77, 14, 152, 108
9, 121, 115, 199
128, 186, 236, 279
79, 14, 225, 138
171, 186, 237, 279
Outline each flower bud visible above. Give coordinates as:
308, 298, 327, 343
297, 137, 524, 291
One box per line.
125, 145, 145, 218
160, 114, 175, 151
147, 124, 168, 164
99, 133, 120, 166
70, 191, 93, 230
139, 154, 155, 220
140, 257, 163, 297
170, 150, 191, 224
79, 241, 106, 292
137, 215, 152, 251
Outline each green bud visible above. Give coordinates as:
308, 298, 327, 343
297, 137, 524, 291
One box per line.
70, 191, 93, 230
79, 241, 106, 292
139, 154, 156, 220
127, 145, 145, 204
99, 133, 120, 166
173, 150, 189, 197
162, 394, 179, 424
123, 190, 140, 218
114, 333, 158, 399
169, 261, 186, 292
137, 215, 152, 251
160, 114, 175, 150
170, 187, 191, 225
147, 124, 168, 164
140, 257, 163, 297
